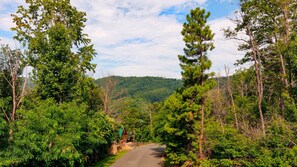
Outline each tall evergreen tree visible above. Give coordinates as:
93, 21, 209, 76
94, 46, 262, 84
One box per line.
178, 7, 215, 161
159, 7, 215, 166
11, 0, 96, 103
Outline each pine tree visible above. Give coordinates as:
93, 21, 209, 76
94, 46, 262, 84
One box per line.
179, 7, 215, 161
161, 7, 215, 166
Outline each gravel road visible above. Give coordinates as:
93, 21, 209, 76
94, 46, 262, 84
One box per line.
111, 143, 165, 167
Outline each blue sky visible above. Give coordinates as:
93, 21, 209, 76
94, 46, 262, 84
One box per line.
160, 0, 239, 22
207, 0, 239, 20
0, 0, 243, 79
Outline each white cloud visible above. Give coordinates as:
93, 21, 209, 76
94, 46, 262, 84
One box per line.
0, 15, 14, 31
0, 0, 27, 48
0, 37, 19, 48
70, 0, 200, 79
0, 0, 244, 79
208, 17, 245, 75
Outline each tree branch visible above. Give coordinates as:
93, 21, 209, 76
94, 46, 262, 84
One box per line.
1, 69, 13, 88
17, 65, 28, 108
1, 107, 10, 122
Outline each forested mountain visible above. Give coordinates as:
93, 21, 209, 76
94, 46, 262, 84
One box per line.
95, 76, 182, 102
2, 0, 297, 166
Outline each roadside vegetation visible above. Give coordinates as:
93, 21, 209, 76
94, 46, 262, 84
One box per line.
1, 0, 297, 167
94, 150, 129, 167
155, 0, 297, 166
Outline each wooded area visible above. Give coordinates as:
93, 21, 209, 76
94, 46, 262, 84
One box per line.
1, 0, 297, 166
155, 0, 297, 166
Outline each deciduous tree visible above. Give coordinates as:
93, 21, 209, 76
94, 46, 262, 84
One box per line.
0, 44, 27, 144
11, 0, 96, 103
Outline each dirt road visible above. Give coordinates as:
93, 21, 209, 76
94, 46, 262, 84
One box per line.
111, 143, 165, 167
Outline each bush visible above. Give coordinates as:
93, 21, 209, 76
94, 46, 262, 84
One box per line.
0, 99, 113, 166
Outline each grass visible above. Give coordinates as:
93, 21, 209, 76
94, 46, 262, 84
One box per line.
94, 150, 129, 167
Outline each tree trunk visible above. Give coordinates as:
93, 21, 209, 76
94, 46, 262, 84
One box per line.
1, 49, 27, 145
225, 66, 239, 130
278, 2, 291, 115
103, 92, 109, 114
247, 25, 266, 135
216, 76, 225, 133
149, 107, 153, 136
199, 97, 205, 160
282, 4, 291, 87
198, 50, 206, 161
279, 53, 288, 87
9, 80, 16, 143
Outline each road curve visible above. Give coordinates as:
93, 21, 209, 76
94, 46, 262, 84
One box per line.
111, 143, 165, 167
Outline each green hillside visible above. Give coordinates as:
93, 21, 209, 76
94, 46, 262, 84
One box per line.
95, 76, 182, 102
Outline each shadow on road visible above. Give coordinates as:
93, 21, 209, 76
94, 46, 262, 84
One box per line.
150, 146, 166, 158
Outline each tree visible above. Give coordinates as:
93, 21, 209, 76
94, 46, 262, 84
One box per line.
225, 66, 239, 130
231, 68, 260, 136
114, 97, 152, 141
11, 0, 96, 103
100, 76, 122, 115
159, 7, 215, 166
0, 99, 113, 166
178, 7, 215, 161
207, 74, 227, 133
0, 44, 27, 144
226, 0, 297, 124
224, 2, 268, 135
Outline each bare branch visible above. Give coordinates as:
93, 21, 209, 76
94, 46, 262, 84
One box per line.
17, 65, 28, 108
224, 65, 239, 130
1, 107, 10, 122
228, 37, 249, 43
1, 69, 13, 88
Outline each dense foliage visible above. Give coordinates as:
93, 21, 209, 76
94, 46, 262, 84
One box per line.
94, 76, 180, 142
96, 76, 182, 102
2, 0, 297, 166
0, 100, 112, 166
0, 0, 112, 166
11, 0, 96, 103
156, 7, 216, 166
155, 1, 297, 166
